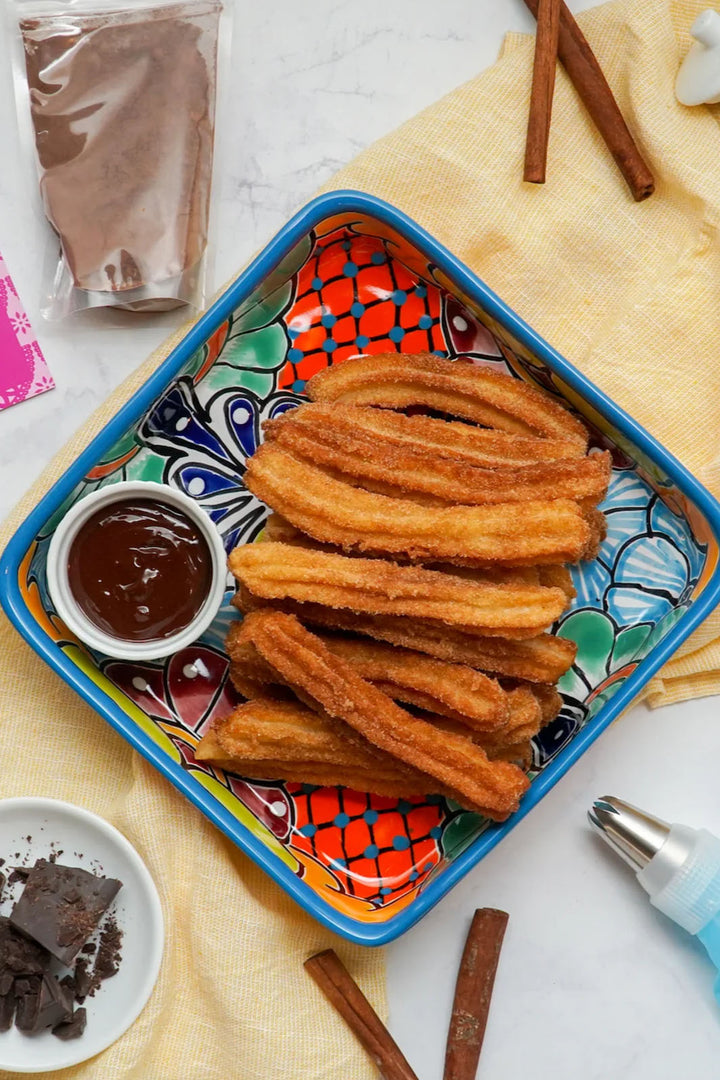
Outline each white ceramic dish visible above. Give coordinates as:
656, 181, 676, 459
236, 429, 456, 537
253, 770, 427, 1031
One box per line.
46, 480, 227, 661
0, 797, 164, 1073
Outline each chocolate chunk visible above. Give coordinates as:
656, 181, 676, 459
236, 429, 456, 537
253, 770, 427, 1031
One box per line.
94, 917, 123, 982
7, 868, 29, 886
33, 975, 74, 1032
15, 975, 41, 1033
53, 1006, 87, 1041
0, 916, 50, 975
10, 860, 121, 965
13, 974, 73, 1035
81, 942, 96, 955
73, 958, 92, 1000
0, 973, 12, 997
0, 990, 15, 1032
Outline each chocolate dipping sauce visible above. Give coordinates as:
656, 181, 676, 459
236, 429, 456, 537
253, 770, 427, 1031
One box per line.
67, 499, 212, 642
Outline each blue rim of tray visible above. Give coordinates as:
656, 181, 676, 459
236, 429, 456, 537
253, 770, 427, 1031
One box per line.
2, 190, 720, 946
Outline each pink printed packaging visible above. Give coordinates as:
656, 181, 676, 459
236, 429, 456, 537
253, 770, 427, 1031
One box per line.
0, 251, 53, 410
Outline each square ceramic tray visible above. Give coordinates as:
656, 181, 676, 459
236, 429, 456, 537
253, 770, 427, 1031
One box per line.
3, 191, 720, 946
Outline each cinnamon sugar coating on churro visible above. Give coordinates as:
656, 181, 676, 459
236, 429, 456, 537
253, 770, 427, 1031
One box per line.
244, 446, 590, 565
236, 611, 529, 820
229, 542, 568, 638
307, 353, 589, 446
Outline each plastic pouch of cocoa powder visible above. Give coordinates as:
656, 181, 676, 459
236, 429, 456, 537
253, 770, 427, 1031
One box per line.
11, 0, 224, 318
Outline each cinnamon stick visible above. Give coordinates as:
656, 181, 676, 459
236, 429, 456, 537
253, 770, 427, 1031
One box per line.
305, 949, 419, 1080
443, 908, 509, 1080
524, 0, 561, 183
522, 0, 654, 201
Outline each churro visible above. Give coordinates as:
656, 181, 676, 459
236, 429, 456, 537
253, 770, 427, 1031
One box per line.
315, 634, 509, 732
262, 515, 561, 588
307, 353, 588, 447
236, 611, 530, 819
227, 626, 530, 739
538, 564, 576, 600
264, 406, 610, 506
244, 446, 591, 565
220, 352, 607, 813
266, 402, 584, 467
234, 587, 578, 683
196, 699, 446, 798
230, 542, 569, 638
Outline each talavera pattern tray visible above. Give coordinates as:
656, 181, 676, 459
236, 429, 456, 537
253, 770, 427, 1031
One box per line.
3, 192, 720, 945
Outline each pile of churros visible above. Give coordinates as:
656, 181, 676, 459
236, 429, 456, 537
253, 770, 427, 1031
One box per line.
197, 353, 610, 821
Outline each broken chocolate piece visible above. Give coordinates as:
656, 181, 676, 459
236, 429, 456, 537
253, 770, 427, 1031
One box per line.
73, 958, 92, 1000
0, 915, 50, 975
0, 990, 15, 1032
53, 1006, 87, 1041
33, 975, 74, 1033
94, 917, 123, 982
15, 975, 42, 1033
10, 860, 121, 965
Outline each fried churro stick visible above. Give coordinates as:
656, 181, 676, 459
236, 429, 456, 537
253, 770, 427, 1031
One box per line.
195, 701, 446, 798
527, 683, 563, 725
584, 506, 608, 559
238, 611, 529, 819
244, 443, 591, 566
264, 408, 610, 506
234, 587, 578, 682
228, 632, 511, 736
267, 403, 584, 467
230, 543, 569, 639
307, 353, 589, 447
262, 516, 553, 589
318, 635, 509, 732
423, 685, 542, 747
538, 564, 576, 600
480, 687, 542, 748
227, 627, 515, 751
224, 636, 291, 700
488, 741, 533, 767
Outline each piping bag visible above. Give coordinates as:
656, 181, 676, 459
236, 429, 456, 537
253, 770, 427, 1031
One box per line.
589, 797, 720, 1000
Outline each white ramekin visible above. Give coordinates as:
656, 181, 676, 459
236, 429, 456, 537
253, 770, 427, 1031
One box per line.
46, 480, 227, 661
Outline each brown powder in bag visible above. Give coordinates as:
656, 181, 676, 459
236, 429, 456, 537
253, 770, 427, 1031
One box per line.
20, 1, 221, 304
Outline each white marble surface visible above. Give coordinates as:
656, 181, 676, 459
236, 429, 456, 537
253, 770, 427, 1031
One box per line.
1, 2, 720, 1078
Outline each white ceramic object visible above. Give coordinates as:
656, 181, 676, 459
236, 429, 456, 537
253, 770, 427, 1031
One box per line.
0, 797, 164, 1073
46, 480, 227, 661
676, 9, 720, 105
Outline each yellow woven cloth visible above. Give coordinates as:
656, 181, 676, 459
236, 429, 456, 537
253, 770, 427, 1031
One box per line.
1, 0, 718, 1075
323, 0, 720, 708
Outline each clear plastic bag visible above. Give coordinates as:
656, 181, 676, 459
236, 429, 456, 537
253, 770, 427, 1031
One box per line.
11, 0, 226, 317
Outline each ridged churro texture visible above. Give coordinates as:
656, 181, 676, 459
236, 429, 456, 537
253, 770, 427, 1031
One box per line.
229, 543, 568, 638
244, 444, 592, 565
307, 353, 589, 446
235, 611, 530, 820
264, 404, 610, 506
223, 353, 607, 816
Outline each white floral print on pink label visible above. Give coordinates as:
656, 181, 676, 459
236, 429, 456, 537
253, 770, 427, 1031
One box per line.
0, 252, 54, 410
